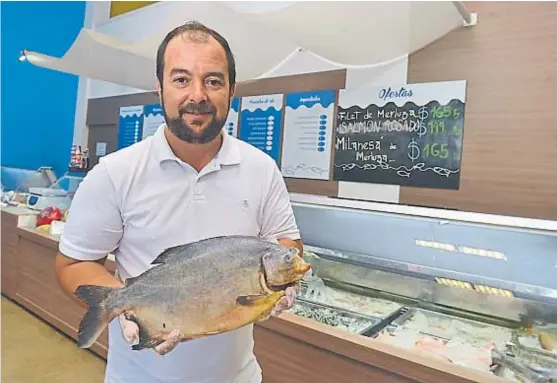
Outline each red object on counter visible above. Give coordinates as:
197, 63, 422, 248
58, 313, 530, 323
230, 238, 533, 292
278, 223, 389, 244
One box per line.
36, 206, 63, 227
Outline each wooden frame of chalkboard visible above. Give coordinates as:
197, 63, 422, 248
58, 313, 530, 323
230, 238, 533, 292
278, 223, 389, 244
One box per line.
332, 81, 467, 190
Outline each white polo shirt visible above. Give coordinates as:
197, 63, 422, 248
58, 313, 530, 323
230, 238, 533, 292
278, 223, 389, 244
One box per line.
60, 124, 301, 383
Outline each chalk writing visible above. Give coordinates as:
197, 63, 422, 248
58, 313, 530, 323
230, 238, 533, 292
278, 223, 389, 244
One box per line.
333, 98, 466, 189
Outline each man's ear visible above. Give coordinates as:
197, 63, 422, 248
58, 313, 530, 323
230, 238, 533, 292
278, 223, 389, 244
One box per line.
156, 80, 162, 101
229, 83, 236, 99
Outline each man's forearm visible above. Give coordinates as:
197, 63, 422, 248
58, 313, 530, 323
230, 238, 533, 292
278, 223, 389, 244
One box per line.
55, 253, 123, 308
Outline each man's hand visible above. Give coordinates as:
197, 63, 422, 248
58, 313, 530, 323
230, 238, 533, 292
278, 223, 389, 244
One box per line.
271, 284, 299, 316
119, 314, 139, 345
118, 314, 181, 356
258, 284, 300, 322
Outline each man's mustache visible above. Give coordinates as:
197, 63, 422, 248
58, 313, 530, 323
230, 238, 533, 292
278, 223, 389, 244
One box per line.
179, 102, 215, 115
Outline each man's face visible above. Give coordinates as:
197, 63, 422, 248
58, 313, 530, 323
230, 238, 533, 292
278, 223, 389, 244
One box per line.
158, 32, 234, 144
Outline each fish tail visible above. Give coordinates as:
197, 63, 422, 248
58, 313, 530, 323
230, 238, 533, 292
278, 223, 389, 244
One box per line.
75, 285, 120, 349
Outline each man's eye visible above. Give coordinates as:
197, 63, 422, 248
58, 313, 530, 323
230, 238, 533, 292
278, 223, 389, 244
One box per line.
207, 79, 223, 87
174, 77, 188, 85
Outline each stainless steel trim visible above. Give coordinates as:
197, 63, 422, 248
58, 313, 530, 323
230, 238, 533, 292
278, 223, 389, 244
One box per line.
304, 246, 557, 325
304, 244, 557, 301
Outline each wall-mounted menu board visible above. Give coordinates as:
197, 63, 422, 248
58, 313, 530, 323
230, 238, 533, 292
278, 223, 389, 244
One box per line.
117, 105, 144, 150
238, 94, 284, 164
225, 97, 240, 137
280, 89, 336, 180
142, 104, 165, 139
333, 80, 467, 190
118, 103, 164, 150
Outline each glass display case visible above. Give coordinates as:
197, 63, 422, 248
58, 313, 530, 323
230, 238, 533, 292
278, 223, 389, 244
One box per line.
1, 167, 85, 215
288, 201, 557, 382
1, 166, 57, 192
1, 166, 58, 206
49, 173, 85, 198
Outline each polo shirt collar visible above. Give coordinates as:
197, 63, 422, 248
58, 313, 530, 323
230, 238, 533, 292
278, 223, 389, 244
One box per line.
152, 123, 242, 166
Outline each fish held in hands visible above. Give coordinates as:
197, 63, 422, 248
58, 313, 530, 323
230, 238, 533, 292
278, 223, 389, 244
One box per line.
74, 235, 310, 353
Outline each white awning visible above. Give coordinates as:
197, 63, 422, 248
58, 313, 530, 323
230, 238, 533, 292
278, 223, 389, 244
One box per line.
20, 1, 476, 91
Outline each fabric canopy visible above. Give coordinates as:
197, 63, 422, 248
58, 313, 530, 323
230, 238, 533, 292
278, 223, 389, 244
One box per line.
21, 1, 474, 91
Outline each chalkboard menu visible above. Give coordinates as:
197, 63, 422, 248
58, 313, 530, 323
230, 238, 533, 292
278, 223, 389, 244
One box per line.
333, 80, 467, 190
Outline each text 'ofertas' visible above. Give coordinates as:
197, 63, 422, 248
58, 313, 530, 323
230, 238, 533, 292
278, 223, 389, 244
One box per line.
378, 87, 413, 101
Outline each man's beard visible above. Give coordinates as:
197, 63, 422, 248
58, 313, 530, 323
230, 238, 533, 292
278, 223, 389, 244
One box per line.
164, 99, 228, 144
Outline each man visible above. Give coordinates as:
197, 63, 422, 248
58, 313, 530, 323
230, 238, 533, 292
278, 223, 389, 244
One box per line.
55, 21, 303, 383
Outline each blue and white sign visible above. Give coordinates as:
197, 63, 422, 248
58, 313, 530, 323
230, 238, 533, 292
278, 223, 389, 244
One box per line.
118, 105, 144, 150
238, 94, 283, 163
225, 97, 240, 137
280, 90, 336, 180
142, 104, 165, 139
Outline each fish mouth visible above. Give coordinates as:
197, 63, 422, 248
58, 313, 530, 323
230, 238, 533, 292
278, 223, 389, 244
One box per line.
268, 280, 300, 292
263, 269, 307, 292
293, 263, 311, 275
268, 265, 310, 291
261, 259, 311, 292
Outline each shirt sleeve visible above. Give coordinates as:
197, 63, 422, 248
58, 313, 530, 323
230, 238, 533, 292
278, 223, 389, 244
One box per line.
259, 163, 301, 242
58, 158, 123, 261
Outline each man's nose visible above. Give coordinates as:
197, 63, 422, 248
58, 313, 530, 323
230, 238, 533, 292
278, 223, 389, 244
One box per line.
188, 79, 208, 103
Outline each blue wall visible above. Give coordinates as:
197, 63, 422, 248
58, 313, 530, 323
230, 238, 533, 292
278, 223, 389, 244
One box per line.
1, 1, 86, 179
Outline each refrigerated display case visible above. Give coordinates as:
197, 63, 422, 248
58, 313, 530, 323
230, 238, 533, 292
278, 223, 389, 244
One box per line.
286, 201, 557, 382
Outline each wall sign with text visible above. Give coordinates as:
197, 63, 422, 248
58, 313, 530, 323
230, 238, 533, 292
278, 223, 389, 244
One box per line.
280, 89, 336, 180
142, 104, 165, 139
238, 94, 284, 164
118, 105, 144, 150
333, 80, 467, 190
225, 97, 240, 137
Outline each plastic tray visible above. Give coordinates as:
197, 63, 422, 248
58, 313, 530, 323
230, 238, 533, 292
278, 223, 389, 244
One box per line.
290, 300, 381, 335
505, 344, 557, 381
298, 284, 404, 320
390, 307, 514, 349
511, 332, 557, 363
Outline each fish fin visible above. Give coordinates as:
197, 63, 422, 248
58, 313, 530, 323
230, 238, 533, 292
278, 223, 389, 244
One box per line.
236, 291, 285, 307
124, 275, 141, 286
131, 335, 164, 351
236, 295, 267, 306
150, 245, 183, 265
150, 236, 236, 265
74, 285, 119, 349
125, 315, 164, 351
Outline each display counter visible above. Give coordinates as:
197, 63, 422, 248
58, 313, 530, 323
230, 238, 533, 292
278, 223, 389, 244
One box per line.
2, 201, 557, 382
1, 208, 114, 358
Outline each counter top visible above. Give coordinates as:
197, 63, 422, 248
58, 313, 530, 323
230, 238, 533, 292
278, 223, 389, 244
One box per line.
15, 225, 115, 262
259, 312, 509, 383
1, 204, 38, 216
18, 226, 60, 242
2, 210, 520, 382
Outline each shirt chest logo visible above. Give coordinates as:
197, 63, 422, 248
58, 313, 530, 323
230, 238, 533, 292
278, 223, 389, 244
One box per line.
241, 199, 249, 210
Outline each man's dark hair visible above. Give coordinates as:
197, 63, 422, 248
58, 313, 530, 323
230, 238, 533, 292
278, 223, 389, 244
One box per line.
156, 21, 236, 90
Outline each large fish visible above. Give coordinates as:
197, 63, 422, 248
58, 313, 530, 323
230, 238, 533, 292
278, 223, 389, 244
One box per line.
74, 235, 310, 352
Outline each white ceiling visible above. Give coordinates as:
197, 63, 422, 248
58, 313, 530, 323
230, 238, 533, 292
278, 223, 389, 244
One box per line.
21, 1, 473, 90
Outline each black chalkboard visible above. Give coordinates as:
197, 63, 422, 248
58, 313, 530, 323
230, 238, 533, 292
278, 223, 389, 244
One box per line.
333, 98, 466, 189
